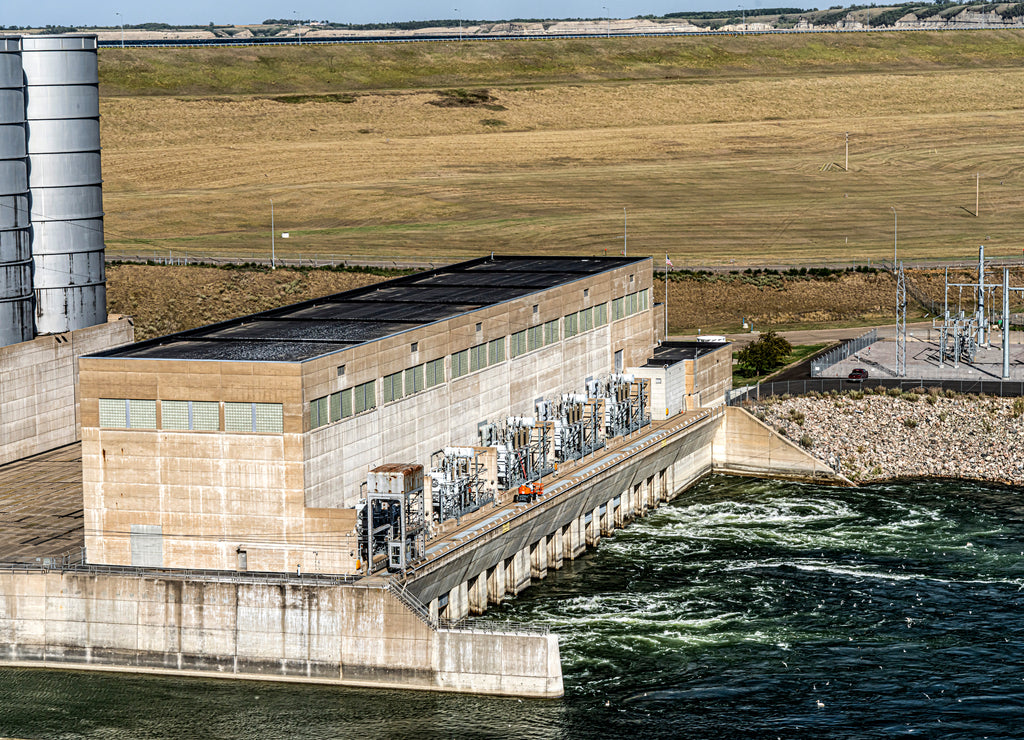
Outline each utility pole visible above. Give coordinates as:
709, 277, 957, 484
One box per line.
270, 198, 276, 269
845, 131, 849, 172
890, 206, 897, 265
976, 172, 980, 216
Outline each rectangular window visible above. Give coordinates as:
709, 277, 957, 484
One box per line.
193, 401, 219, 431
510, 330, 528, 358
329, 391, 342, 422
563, 313, 579, 338
579, 307, 594, 332
225, 402, 252, 432
470, 343, 488, 372
99, 398, 127, 428
527, 325, 543, 352
405, 364, 424, 395
382, 371, 404, 403
341, 388, 353, 418
612, 297, 625, 321
353, 381, 376, 415
488, 337, 505, 365
639, 288, 649, 311
128, 399, 157, 430
543, 319, 559, 345
312, 396, 329, 427
627, 292, 638, 315
425, 358, 445, 388
253, 403, 283, 434
161, 400, 189, 430
451, 349, 470, 379
594, 302, 608, 326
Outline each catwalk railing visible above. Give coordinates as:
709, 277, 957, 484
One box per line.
729, 377, 1024, 404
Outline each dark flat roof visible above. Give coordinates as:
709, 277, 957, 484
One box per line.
92, 255, 646, 363
643, 340, 730, 368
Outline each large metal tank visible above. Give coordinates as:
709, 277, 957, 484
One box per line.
0, 36, 34, 347
21, 34, 106, 334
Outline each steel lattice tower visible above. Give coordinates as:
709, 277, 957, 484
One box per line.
896, 260, 907, 377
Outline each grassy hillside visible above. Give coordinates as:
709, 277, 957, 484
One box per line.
97, 31, 1024, 269
99, 31, 1024, 96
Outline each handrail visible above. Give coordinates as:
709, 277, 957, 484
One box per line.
0, 561, 362, 587
407, 407, 724, 579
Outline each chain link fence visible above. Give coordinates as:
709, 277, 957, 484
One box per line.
809, 329, 878, 377
729, 377, 1024, 405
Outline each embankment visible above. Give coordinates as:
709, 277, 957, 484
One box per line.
751, 389, 1024, 485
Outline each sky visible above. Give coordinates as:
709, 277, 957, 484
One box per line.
5, 0, 797, 28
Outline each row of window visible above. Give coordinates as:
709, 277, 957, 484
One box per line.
308, 292, 649, 431
99, 399, 284, 434
611, 289, 649, 321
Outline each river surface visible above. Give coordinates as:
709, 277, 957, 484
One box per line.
2, 476, 1023, 739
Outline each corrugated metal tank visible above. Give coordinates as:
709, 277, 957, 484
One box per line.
22, 34, 106, 334
0, 36, 34, 347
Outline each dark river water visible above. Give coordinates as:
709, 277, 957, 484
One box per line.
2, 476, 1023, 739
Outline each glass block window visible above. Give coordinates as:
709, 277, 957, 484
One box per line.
627, 292, 638, 315
405, 364, 424, 395
341, 388, 353, 418
612, 297, 625, 320
99, 398, 127, 428
425, 358, 445, 388
451, 349, 470, 378
510, 330, 528, 358
488, 337, 505, 364
225, 402, 252, 432
594, 303, 608, 326
253, 403, 283, 433
382, 371, 404, 403
160, 400, 190, 430
639, 288, 649, 311
193, 401, 219, 431
527, 325, 543, 351
543, 319, 559, 345
470, 343, 488, 372
329, 391, 342, 422
128, 399, 157, 429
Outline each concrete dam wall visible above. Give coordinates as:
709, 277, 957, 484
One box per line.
0, 408, 839, 697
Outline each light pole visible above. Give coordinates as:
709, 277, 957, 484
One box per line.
890, 205, 897, 264
294, 10, 301, 44
454, 8, 462, 41
845, 131, 849, 172
603, 6, 610, 37
115, 12, 124, 49
270, 198, 276, 269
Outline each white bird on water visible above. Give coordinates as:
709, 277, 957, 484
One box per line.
816, 699, 825, 709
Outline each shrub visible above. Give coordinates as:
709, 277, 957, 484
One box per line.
903, 418, 918, 429
800, 433, 814, 449
1013, 397, 1024, 416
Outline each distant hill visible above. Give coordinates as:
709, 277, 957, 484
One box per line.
6, 2, 1024, 39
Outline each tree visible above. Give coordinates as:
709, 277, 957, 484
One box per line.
736, 329, 792, 376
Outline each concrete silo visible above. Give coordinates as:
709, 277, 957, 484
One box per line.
0, 37, 33, 347
21, 34, 106, 334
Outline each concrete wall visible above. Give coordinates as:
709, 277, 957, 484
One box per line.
0, 319, 133, 465
690, 344, 732, 409
0, 570, 562, 698
712, 406, 843, 481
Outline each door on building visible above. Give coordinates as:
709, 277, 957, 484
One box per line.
614, 349, 623, 373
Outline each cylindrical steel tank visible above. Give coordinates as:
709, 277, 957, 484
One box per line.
0, 36, 34, 347
21, 34, 106, 335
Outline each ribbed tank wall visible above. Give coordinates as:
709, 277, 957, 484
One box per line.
22, 34, 105, 335
0, 37, 33, 347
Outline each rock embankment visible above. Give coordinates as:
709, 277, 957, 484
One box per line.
750, 389, 1024, 485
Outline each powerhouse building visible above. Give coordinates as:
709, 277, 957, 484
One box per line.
78, 256, 725, 574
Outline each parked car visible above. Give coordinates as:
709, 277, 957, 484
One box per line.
848, 368, 869, 381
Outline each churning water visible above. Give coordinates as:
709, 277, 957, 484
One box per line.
2, 475, 1023, 739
